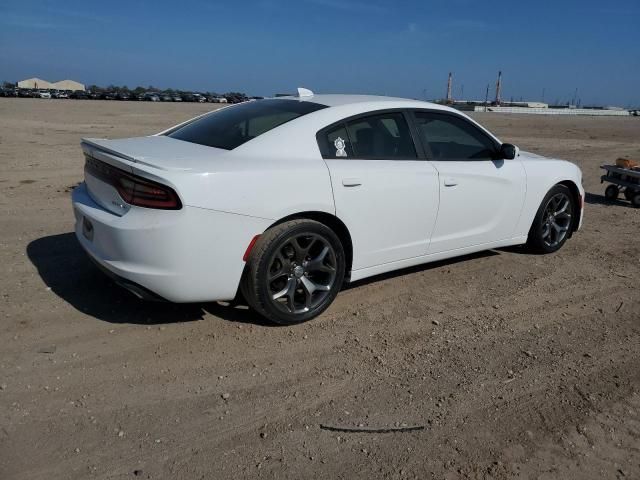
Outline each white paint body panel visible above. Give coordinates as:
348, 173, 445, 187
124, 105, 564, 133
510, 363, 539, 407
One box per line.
71, 95, 583, 302
325, 159, 439, 269
72, 182, 271, 302
428, 158, 526, 253
515, 152, 584, 234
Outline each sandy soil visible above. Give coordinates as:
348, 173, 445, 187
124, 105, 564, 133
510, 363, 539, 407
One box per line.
0, 98, 639, 480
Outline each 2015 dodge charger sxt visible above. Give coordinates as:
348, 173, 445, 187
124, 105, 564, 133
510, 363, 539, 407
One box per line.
72, 89, 584, 324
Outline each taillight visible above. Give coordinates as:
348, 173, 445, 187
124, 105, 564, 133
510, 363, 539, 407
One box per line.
85, 156, 182, 210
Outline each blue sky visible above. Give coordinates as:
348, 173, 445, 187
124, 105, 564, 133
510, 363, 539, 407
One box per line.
1, 0, 639, 106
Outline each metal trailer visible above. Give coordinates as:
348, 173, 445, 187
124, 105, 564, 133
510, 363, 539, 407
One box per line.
600, 164, 640, 207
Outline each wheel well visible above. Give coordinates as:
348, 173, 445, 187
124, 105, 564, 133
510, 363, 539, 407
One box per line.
270, 211, 353, 277
558, 180, 581, 233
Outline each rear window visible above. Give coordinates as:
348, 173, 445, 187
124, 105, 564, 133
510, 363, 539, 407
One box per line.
167, 99, 327, 150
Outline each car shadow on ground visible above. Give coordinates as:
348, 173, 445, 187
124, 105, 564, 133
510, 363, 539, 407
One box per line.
585, 191, 635, 208
26, 232, 271, 326
28, 233, 508, 327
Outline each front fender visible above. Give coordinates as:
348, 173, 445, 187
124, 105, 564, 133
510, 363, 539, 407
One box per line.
516, 158, 583, 237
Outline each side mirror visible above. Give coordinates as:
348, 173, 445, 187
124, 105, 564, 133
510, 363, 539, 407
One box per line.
500, 143, 518, 160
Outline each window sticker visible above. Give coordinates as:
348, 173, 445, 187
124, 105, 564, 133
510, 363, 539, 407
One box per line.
334, 137, 347, 157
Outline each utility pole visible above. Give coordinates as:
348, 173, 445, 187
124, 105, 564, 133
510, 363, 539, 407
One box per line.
485, 84, 490, 112
495, 71, 502, 104
446, 72, 453, 103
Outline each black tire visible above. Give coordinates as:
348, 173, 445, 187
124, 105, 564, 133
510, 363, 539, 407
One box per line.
624, 188, 637, 201
526, 184, 575, 254
241, 219, 345, 325
605, 184, 619, 200
632, 193, 640, 208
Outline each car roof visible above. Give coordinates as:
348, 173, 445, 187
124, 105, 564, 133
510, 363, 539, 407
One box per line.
231, 94, 495, 158
276, 93, 454, 112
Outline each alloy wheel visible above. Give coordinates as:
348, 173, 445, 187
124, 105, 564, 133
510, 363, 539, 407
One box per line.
267, 233, 337, 315
541, 192, 572, 248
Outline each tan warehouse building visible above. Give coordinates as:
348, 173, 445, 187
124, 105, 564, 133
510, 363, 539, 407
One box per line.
52, 79, 85, 91
17, 77, 52, 89
17, 77, 85, 91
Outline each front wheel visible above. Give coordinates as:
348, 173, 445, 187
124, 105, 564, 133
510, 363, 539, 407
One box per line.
242, 220, 345, 325
526, 184, 575, 254
605, 184, 619, 200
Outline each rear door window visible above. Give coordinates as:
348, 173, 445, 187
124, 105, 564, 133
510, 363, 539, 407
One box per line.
167, 99, 327, 150
346, 112, 417, 159
324, 125, 354, 158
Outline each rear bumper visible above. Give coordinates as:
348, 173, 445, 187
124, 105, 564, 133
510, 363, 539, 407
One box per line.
89, 257, 168, 301
71, 182, 270, 302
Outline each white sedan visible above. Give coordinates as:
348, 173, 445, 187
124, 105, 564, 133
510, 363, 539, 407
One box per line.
72, 89, 584, 324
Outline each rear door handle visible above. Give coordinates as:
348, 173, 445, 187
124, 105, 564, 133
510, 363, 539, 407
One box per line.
443, 177, 458, 187
342, 178, 362, 187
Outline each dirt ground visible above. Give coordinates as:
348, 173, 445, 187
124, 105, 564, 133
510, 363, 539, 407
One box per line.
0, 98, 638, 480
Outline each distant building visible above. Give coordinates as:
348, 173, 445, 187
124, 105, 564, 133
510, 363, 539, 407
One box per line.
17, 77, 85, 91
51, 79, 85, 91
503, 101, 548, 109
17, 77, 52, 89
453, 100, 549, 109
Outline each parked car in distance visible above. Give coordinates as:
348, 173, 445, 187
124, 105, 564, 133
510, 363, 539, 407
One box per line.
0, 88, 18, 97
72, 91, 584, 324
143, 92, 160, 102
225, 94, 249, 104
193, 93, 207, 103
171, 94, 183, 102
208, 96, 228, 103
70, 91, 89, 99
35, 90, 52, 99
160, 93, 173, 102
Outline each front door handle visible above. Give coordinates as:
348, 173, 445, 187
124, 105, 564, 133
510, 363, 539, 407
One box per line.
443, 177, 458, 187
342, 178, 362, 187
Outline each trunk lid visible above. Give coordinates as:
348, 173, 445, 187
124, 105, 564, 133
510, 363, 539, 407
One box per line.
81, 135, 226, 215
82, 135, 227, 172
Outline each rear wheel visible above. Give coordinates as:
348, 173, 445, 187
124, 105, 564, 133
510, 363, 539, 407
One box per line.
242, 220, 345, 325
624, 187, 637, 201
526, 184, 575, 253
632, 193, 640, 208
